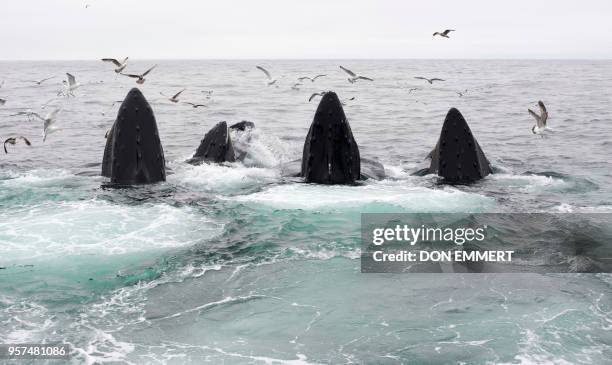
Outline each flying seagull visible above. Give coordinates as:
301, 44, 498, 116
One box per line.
201, 90, 214, 98
256, 66, 277, 86
433, 29, 455, 38
298, 74, 326, 82
9, 110, 38, 121
31, 107, 62, 142
339, 66, 373, 83
101, 57, 129, 73
414, 76, 445, 84
161, 89, 186, 103
31, 76, 55, 86
183, 102, 208, 108
121, 64, 157, 84
309, 92, 326, 102
407, 87, 419, 94
291, 82, 302, 90
59, 73, 80, 96
4, 136, 31, 154
528, 100, 549, 135
456, 89, 468, 97
0, 98, 5, 106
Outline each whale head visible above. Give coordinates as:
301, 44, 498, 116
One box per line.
102, 88, 166, 184
188, 121, 236, 164
301, 92, 360, 184
428, 108, 491, 183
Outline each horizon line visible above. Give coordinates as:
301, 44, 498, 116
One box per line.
1, 57, 612, 62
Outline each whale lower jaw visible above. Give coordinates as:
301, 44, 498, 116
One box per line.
300, 92, 361, 184
425, 108, 491, 183
102, 88, 166, 184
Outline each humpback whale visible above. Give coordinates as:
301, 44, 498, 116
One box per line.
419, 108, 491, 183
102, 88, 166, 184
187, 121, 236, 165
298, 91, 384, 184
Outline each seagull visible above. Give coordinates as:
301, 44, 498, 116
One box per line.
456, 89, 468, 97
256, 66, 277, 86
414, 76, 445, 84
407, 87, 419, 94
9, 110, 38, 121
291, 82, 302, 90
59, 73, 80, 96
308, 92, 326, 102
120, 64, 157, 84
183, 102, 207, 108
529, 100, 549, 135
433, 29, 455, 38
31, 76, 55, 86
201, 90, 214, 98
341, 96, 356, 106
31, 107, 62, 142
4, 136, 31, 154
339, 66, 373, 83
101, 57, 129, 73
161, 89, 186, 103
298, 75, 326, 82
0, 98, 5, 106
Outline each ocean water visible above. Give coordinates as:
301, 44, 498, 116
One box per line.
0, 60, 611, 364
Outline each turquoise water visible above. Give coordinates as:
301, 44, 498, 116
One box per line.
0, 60, 611, 364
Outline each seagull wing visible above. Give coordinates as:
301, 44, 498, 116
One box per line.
312, 74, 326, 81
30, 112, 45, 121
142, 65, 157, 77
297, 77, 311, 82
339, 66, 356, 77
442, 29, 455, 35
46, 107, 61, 121
528, 109, 543, 126
66, 73, 77, 86
121, 73, 141, 79
20, 136, 32, 146
356, 76, 373, 81
308, 93, 321, 102
256, 66, 272, 79
3, 138, 14, 154
414, 76, 427, 81
538, 101, 548, 126
102, 58, 121, 67
172, 89, 186, 99
430, 78, 445, 82
39, 76, 55, 83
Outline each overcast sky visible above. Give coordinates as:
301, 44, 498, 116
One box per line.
1, 0, 611, 60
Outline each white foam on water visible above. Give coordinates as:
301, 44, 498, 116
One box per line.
0, 297, 55, 343
171, 161, 280, 193
71, 328, 136, 365
0, 168, 90, 188
0, 199, 222, 261
229, 180, 495, 212
231, 127, 299, 168
489, 173, 568, 192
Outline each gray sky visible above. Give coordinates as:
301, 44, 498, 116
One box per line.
1, 0, 611, 60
